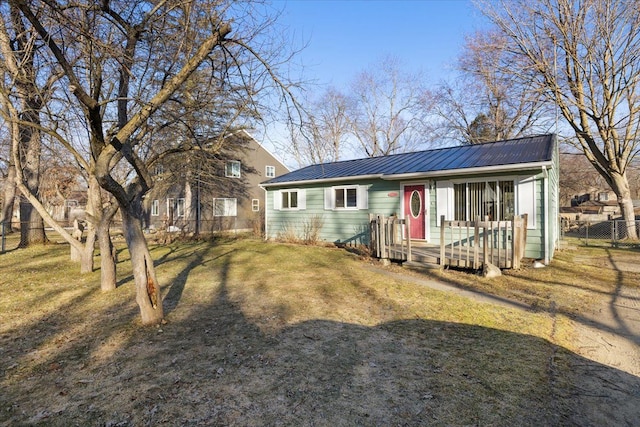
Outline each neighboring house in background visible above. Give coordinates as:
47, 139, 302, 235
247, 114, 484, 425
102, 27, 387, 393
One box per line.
561, 190, 640, 221
262, 134, 560, 263
146, 130, 289, 234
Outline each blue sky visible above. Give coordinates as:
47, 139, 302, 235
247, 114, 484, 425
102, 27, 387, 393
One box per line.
277, 0, 489, 89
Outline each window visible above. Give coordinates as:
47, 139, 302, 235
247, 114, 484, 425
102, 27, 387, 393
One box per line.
274, 189, 306, 210
453, 180, 514, 221
166, 198, 174, 219
176, 198, 185, 217
225, 160, 241, 178
324, 185, 368, 210
252, 199, 260, 212
335, 187, 357, 209
282, 191, 298, 209
214, 198, 237, 217
266, 165, 276, 178
151, 200, 159, 216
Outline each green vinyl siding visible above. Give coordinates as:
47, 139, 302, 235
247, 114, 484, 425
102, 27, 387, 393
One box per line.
266, 179, 400, 245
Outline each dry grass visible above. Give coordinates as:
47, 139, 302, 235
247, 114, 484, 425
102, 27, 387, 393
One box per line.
429, 245, 640, 317
0, 237, 637, 425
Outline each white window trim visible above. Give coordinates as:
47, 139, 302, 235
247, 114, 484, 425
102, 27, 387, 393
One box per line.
274, 189, 306, 211
265, 165, 276, 178
437, 176, 535, 229
324, 185, 368, 211
166, 198, 175, 217
151, 199, 159, 216
225, 160, 241, 178
213, 198, 238, 217
252, 198, 260, 212
176, 198, 185, 217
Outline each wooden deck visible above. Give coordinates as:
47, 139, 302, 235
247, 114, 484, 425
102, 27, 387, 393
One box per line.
370, 214, 527, 270
387, 240, 516, 269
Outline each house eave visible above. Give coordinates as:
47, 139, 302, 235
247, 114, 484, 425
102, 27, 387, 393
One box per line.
260, 174, 383, 188
381, 161, 554, 181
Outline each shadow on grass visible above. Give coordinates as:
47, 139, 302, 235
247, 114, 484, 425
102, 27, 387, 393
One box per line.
425, 249, 640, 353
1, 241, 638, 426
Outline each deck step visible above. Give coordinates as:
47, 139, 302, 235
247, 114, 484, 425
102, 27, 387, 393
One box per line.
403, 261, 442, 271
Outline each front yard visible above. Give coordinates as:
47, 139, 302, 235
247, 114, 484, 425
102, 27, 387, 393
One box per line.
0, 237, 638, 425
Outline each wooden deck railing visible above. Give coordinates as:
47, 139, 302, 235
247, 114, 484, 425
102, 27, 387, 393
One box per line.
440, 215, 528, 269
369, 214, 411, 261
369, 214, 528, 270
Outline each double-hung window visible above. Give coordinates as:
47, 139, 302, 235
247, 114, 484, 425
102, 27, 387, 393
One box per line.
214, 198, 237, 216
265, 165, 276, 178
176, 198, 185, 217
151, 200, 159, 216
225, 160, 241, 178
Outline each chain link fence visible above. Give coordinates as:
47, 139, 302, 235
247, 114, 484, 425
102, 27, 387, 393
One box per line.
561, 218, 640, 248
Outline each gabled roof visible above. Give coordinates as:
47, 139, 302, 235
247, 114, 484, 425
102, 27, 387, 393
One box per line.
262, 134, 556, 187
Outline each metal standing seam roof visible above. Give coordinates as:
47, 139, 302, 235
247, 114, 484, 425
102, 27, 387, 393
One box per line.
263, 134, 555, 186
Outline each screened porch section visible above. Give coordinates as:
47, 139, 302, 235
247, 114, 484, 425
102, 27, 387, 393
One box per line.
369, 214, 528, 270
453, 180, 515, 222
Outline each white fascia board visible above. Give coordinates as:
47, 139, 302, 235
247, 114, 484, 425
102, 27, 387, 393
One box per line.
260, 174, 383, 188
381, 161, 554, 181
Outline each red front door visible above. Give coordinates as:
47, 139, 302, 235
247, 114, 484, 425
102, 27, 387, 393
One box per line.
404, 185, 425, 239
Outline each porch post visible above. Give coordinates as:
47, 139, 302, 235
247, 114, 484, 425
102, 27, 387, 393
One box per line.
406, 217, 412, 262
439, 215, 445, 267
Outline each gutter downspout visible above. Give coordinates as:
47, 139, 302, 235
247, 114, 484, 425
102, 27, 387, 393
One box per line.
260, 185, 268, 240
543, 166, 550, 265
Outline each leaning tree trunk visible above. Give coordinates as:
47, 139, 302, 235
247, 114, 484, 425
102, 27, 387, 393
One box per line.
79, 228, 97, 274
121, 208, 163, 325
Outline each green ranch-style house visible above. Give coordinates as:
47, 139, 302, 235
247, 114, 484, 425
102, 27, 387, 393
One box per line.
261, 134, 560, 266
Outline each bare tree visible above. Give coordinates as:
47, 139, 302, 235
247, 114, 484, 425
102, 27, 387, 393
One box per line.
0, 2, 50, 246
347, 56, 433, 157
0, 116, 17, 231
0, 3, 123, 289
480, 0, 640, 238
288, 87, 350, 166
14, 0, 300, 325
435, 30, 551, 145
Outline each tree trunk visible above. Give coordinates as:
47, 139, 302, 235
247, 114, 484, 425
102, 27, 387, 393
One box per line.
80, 228, 96, 273
122, 208, 163, 325
98, 219, 117, 291
1, 161, 16, 232
611, 173, 638, 240
19, 196, 46, 247
17, 108, 46, 247
85, 176, 118, 290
